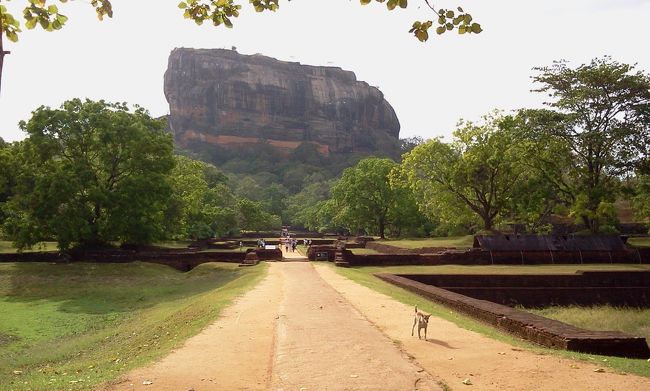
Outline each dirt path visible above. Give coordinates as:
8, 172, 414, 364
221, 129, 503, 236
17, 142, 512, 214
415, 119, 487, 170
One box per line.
270, 262, 440, 390
102, 264, 283, 391
314, 264, 650, 391
102, 262, 440, 390
102, 262, 649, 390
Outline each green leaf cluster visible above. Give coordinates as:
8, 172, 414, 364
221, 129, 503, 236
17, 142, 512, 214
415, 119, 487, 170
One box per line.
2, 0, 479, 43
178, 0, 242, 28
408, 5, 480, 41
0, 5, 21, 42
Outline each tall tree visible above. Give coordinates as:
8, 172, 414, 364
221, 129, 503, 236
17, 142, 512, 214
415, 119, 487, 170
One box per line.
398, 114, 528, 231
329, 157, 419, 238
236, 198, 281, 232
165, 155, 238, 240
4, 98, 174, 249
519, 57, 650, 232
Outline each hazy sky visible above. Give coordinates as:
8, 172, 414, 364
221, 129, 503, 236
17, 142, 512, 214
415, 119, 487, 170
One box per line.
1, 0, 649, 143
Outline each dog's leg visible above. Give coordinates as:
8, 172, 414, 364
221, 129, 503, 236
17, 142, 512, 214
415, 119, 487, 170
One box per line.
418, 323, 422, 339
424, 325, 427, 341
412, 316, 417, 336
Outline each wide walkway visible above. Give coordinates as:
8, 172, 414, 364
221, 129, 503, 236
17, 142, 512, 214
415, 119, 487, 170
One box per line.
102, 262, 440, 390
103, 262, 649, 390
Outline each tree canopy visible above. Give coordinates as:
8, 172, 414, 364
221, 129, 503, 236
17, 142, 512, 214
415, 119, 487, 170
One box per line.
398, 114, 529, 231
518, 57, 650, 233
327, 157, 422, 238
3, 98, 175, 249
165, 155, 238, 240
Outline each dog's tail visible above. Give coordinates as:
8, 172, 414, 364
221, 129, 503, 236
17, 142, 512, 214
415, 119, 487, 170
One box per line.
415, 305, 418, 313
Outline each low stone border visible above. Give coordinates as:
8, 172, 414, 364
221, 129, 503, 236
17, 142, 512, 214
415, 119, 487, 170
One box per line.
342, 248, 650, 266
0, 248, 282, 271
364, 242, 455, 254
376, 273, 650, 359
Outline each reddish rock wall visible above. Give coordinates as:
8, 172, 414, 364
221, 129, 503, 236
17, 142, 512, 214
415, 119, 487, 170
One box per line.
164, 48, 401, 157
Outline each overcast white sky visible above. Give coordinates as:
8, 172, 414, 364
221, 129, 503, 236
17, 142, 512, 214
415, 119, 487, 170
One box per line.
1, 0, 649, 143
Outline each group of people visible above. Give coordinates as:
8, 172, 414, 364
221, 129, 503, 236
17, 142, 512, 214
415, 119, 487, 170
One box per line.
280, 235, 313, 253
249, 230, 315, 253
283, 238, 299, 253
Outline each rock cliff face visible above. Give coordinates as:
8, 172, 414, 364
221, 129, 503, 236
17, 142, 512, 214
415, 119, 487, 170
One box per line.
164, 48, 400, 157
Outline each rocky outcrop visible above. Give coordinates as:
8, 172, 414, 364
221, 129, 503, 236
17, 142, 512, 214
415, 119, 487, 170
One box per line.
164, 48, 400, 157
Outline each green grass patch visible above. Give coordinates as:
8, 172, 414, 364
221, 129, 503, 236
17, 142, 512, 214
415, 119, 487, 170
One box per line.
628, 237, 650, 247
154, 240, 192, 249
198, 248, 254, 253
0, 241, 59, 253
526, 305, 650, 343
342, 263, 650, 276
382, 235, 474, 249
349, 248, 381, 255
328, 263, 650, 377
0, 261, 267, 390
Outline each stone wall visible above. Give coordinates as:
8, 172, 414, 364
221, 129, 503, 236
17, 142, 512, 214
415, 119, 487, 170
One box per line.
0, 248, 285, 271
342, 248, 650, 266
402, 271, 650, 307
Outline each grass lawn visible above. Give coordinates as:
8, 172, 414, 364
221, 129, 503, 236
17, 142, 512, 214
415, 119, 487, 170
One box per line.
330, 263, 650, 377
628, 237, 650, 247
0, 241, 59, 253
198, 247, 254, 253
154, 240, 192, 249
526, 305, 650, 343
0, 261, 266, 390
382, 235, 474, 249
349, 248, 381, 255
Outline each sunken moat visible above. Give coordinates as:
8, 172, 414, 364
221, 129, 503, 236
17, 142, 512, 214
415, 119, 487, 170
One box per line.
378, 271, 650, 359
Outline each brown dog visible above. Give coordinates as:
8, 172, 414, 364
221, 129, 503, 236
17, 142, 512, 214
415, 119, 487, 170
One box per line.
411, 306, 431, 340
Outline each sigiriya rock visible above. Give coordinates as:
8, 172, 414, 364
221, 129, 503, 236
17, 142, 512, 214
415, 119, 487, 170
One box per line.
163, 48, 401, 159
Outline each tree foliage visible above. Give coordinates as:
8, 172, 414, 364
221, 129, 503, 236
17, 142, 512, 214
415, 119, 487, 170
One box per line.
398, 114, 529, 231
518, 57, 650, 232
327, 157, 422, 238
0, 1, 481, 92
3, 98, 174, 249
236, 198, 281, 232
1, 1, 479, 42
165, 155, 238, 240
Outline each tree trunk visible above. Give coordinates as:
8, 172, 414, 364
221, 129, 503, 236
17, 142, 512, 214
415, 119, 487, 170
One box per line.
482, 214, 493, 231
378, 219, 385, 239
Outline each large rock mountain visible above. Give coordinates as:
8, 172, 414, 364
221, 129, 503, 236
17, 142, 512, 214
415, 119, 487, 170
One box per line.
164, 48, 400, 158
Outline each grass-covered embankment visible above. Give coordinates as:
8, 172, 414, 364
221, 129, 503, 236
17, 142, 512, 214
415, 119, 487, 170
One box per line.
526, 305, 650, 343
628, 237, 650, 247
0, 261, 266, 390
0, 241, 59, 253
382, 235, 474, 249
330, 263, 650, 377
